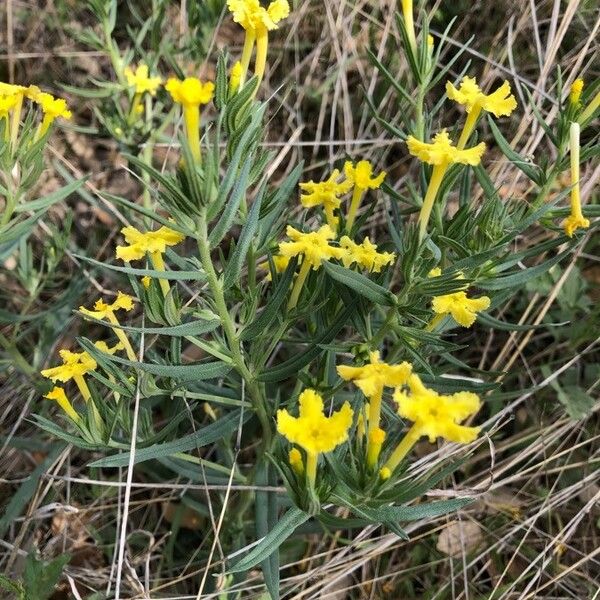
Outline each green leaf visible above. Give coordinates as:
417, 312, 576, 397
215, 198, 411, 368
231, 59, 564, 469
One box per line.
323, 262, 396, 306
89, 409, 250, 467
478, 250, 569, 290
258, 303, 356, 382
80, 315, 220, 337
223, 187, 263, 289
23, 553, 71, 600
74, 254, 207, 281
209, 156, 253, 248
240, 257, 297, 341
14, 177, 87, 213
487, 117, 544, 185
362, 498, 472, 522
255, 461, 280, 599
79, 337, 232, 380
229, 507, 309, 573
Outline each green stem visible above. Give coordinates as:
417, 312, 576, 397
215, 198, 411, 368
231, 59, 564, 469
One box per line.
196, 213, 271, 448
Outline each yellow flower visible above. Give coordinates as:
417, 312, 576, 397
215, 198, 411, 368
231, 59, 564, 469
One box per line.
259, 254, 292, 282
124, 64, 162, 95
0, 95, 18, 117
381, 374, 481, 476
569, 78, 584, 106
0, 82, 26, 96
563, 122, 590, 237
400, 0, 416, 54
407, 130, 486, 241
279, 224, 345, 309
339, 236, 395, 273
343, 160, 386, 230
117, 225, 185, 297
79, 294, 137, 361
34, 92, 72, 138
227, 0, 289, 34
344, 160, 386, 191
337, 351, 411, 466
40, 341, 121, 402
395, 374, 481, 443
165, 77, 214, 107
407, 129, 486, 167
79, 292, 134, 320
0, 95, 18, 141
227, 0, 290, 90
366, 427, 386, 468
299, 169, 352, 229
447, 77, 517, 150
41, 349, 97, 383
431, 291, 490, 328
44, 386, 81, 423
141, 275, 152, 289
229, 61, 243, 94
166, 77, 214, 164
288, 447, 304, 476
446, 76, 517, 117
337, 351, 412, 399
279, 224, 343, 270
277, 388, 353, 486
116, 225, 185, 262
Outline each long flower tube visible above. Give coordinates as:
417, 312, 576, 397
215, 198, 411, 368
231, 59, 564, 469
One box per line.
563, 122, 590, 237
381, 374, 481, 478
406, 130, 486, 240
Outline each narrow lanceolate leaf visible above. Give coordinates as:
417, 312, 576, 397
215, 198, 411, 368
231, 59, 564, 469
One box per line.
258, 303, 356, 382
14, 177, 88, 212
362, 498, 473, 523
229, 507, 309, 573
80, 316, 220, 338
487, 117, 544, 185
223, 188, 263, 289
478, 250, 569, 291
89, 409, 251, 467
209, 156, 253, 248
79, 337, 232, 380
323, 262, 396, 307
240, 257, 297, 341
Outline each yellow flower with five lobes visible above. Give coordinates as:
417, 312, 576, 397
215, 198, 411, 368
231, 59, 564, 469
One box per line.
116, 225, 186, 262
79, 293, 137, 361
44, 386, 81, 424
166, 77, 214, 164
277, 388, 353, 487
343, 160, 386, 230
124, 64, 162, 95
337, 350, 412, 400
407, 129, 486, 241
116, 225, 185, 297
446, 76, 517, 150
431, 287, 491, 328
34, 91, 72, 138
339, 236, 395, 273
41, 341, 122, 402
381, 374, 481, 477
278, 224, 345, 309
337, 350, 411, 466
227, 0, 290, 88
299, 169, 352, 229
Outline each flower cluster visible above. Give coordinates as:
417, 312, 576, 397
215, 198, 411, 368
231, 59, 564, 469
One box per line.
0, 81, 71, 146
277, 352, 482, 486
274, 160, 393, 309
